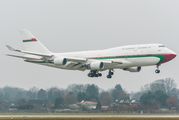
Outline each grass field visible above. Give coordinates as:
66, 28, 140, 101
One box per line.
0, 118, 179, 120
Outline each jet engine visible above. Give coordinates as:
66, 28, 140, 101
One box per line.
53, 57, 67, 65
90, 61, 104, 70
123, 67, 141, 72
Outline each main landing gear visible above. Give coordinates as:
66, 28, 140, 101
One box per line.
88, 70, 102, 78
155, 65, 160, 74
87, 69, 114, 79
107, 69, 114, 79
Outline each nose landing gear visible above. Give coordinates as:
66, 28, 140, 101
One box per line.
155, 65, 160, 73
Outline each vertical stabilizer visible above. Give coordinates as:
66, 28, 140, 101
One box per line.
20, 30, 51, 54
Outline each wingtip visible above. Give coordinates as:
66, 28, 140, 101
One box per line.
6, 45, 15, 51
6, 45, 10, 50
5, 54, 13, 57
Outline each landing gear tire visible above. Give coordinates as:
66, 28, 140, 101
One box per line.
95, 74, 99, 77
155, 69, 160, 73
107, 69, 114, 78
88, 70, 102, 78
88, 73, 93, 77
107, 75, 112, 79
98, 73, 102, 77
109, 72, 114, 75
155, 65, 160, 74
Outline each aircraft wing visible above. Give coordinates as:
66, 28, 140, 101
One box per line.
66, 57, 86, 63
66, 62, 86, 71
111, 59, 131, 64
65, 58, 131, 71
102, 59, 131, 68
92, 59, 131, 65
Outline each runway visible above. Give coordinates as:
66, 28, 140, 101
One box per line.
1, 115, 179, 118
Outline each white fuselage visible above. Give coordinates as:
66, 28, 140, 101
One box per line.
31, 44, 176, 71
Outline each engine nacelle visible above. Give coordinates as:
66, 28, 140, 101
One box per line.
54, 57, 67, 65
123, 67, 141, 72
90, 61, 104, 70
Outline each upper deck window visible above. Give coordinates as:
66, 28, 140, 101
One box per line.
138, 47, 148, 49
159, 45, 165, 47
126, 48, 134, 50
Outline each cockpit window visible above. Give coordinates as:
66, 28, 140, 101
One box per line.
159, 45, 165, 47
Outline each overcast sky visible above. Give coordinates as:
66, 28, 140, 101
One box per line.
1, 0, 178, 92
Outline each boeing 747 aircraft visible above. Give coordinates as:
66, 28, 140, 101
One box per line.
6, 30, 176, 78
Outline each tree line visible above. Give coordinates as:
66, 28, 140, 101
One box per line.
131, 78, 179, 108
0, 77, 178, 110
0, 83, 128, 110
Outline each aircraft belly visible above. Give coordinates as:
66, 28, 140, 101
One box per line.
102, 57, 160, 69
25, 56, 160, 71
130, 57, 160, 66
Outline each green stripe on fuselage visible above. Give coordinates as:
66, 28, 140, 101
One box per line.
23, 40, 34, 42
25, 61, 49, 63
93, 55, 165, 64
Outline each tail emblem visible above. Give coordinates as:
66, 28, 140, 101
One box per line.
23, 38, 37, 42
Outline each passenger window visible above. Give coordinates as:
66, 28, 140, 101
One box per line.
159, 45, 165, 47
126, 48, 134, 50
138, 47, 148, 49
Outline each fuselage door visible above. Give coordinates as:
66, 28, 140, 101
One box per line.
134, 45, 138, 51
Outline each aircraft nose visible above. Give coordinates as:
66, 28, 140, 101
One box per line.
166, 50, 177, 61
171, 53, 176, 59
170, 50, 177, 58
159, 49, 176, 64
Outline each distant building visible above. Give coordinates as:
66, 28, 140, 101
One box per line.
76, 101, 97, 110
110, 99, 140, 107
9, 103, 18, 111
101, 106, 108, 110
68, 104, 80, 110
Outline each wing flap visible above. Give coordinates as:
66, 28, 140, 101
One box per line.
111, 59, 131, 64
65, 62, 86, 71
66, 57, 86, 63
66, 62, 77, 68
102, 59, 131, 68
72, 63, 84, 69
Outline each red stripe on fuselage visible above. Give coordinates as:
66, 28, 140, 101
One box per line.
87, 53, 176, 65
23, 38, 37, 42
87, 54, 161, 59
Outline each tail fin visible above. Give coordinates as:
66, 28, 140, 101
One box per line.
20, 30, 51, 54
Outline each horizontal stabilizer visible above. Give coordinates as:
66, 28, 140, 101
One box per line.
6, 45, 17, 51
19, 50, 52, 57
6, 54, 43, 60
6, 45, 52, 57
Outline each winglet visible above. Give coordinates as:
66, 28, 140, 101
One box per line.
6, 45, 16, 51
